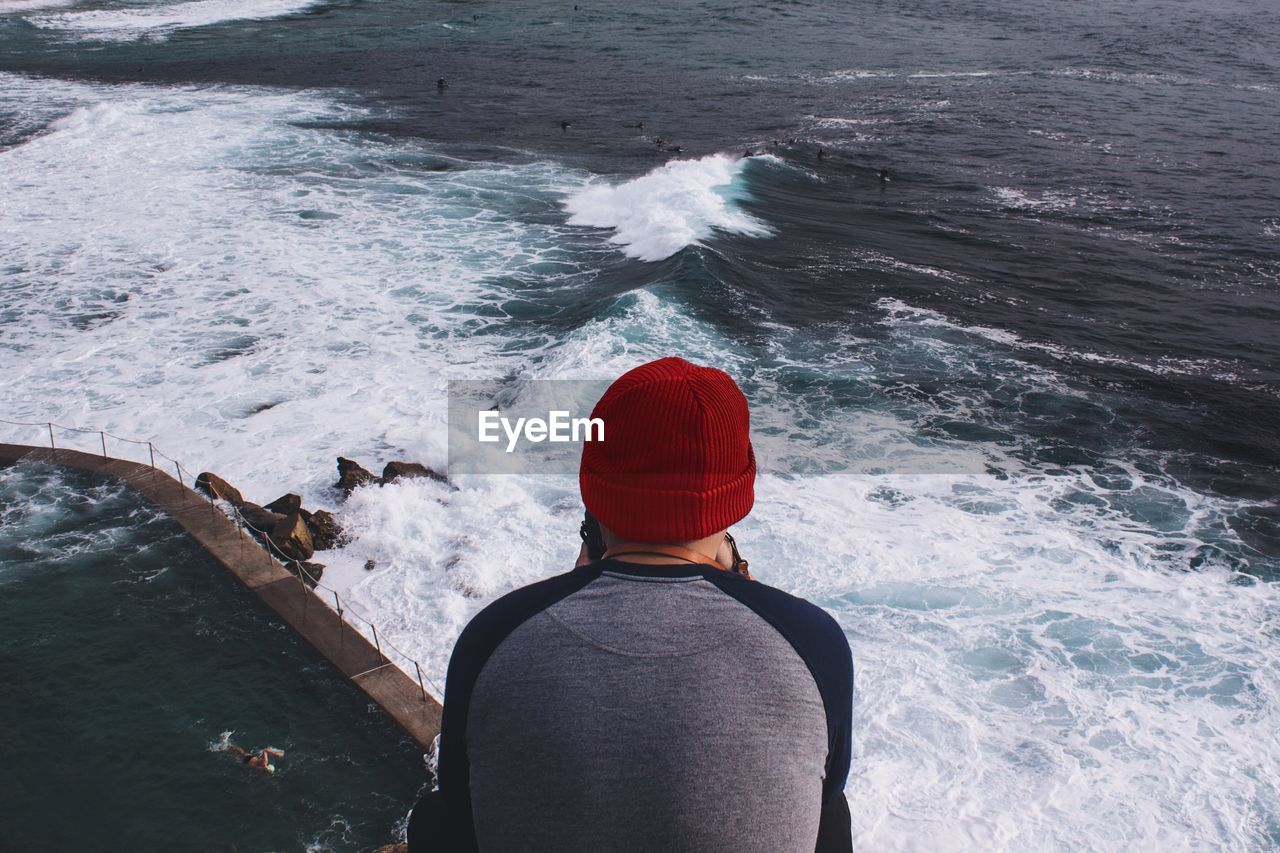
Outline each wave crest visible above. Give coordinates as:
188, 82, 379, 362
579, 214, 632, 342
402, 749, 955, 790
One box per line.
563, 153, 771, 262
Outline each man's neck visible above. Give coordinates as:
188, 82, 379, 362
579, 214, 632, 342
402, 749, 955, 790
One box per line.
602, 531, 725, 565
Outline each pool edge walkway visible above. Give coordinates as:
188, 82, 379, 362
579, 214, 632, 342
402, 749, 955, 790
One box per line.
0, 443, 442, 751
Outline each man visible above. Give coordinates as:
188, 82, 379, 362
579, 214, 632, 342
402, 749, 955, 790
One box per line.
227, 744, 285, 774
410, 357, 854, 852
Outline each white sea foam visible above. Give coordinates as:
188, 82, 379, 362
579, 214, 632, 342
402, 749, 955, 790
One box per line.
208, 730, 235, 752
992, 185, 1080, 211
875, 297, 1249, 385
1052, 67, 1205, 87
907, 69, 1027, 79
28, 0, 324, 41
855, 249, 970, 283
818, 68, 898, 82
329, 289, 1280, 850
2, 74, 1278, 851
817, 68, 1027, 84
562, 153, 772, 261
0, 0, 76, 13
803, 115, 893, 129
0, 72, 590, 491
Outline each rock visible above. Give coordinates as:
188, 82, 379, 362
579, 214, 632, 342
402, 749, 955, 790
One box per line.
382, 460, 448, 484
270, 512, 315, 562
335, 457, 377, 496
194, 472, 244, 507
238, 502, 286, 536
264, 493, 302, 516
301, 508, 343, 551
364, 559, 376, 572
296, 561, 325, 587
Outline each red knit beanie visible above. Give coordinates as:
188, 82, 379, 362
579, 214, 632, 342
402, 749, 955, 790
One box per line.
580, 357, 756, 543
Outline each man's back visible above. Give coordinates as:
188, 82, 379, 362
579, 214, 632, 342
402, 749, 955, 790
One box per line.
434, 559, 853, 853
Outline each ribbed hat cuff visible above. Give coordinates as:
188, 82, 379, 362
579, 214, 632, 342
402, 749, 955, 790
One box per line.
580, 460, 756, 543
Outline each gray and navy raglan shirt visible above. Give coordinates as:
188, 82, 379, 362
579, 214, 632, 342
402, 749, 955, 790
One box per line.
409, 559, 854, 853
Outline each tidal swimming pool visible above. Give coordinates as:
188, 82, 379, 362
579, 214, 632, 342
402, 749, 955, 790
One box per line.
0, 462, 428, 852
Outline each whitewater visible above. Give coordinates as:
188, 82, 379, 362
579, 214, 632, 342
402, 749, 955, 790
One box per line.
2, 73, 1278, 851
26, 0, 326, 40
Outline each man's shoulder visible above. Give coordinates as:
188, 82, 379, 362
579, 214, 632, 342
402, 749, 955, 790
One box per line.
454, 566, 595, 659
706, 571, 855, 696
717, 573, 847, 643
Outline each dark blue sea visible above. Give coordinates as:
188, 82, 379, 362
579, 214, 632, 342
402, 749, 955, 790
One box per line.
1, 0, 1278, 848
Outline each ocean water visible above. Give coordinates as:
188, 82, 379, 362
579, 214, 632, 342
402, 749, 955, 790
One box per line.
1, 0, 1278, 849
0, 463, 427, 851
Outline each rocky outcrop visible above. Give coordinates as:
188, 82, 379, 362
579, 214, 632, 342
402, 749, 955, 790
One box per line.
302, 508, 343, 551
195, 469, 344, 562
382, 460, 448, 484
333, 456, 453, 501
194, 472, 244, 507
297, 561, 325, 588
191, 471, 346, 571
264, 492, 302, 516
270, 511, 314, 562
189, 456, 449, 570
238, 501, 286, 534
335, 457, 377, 495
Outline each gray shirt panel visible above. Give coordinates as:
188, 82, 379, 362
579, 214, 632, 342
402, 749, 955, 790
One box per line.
466, 572, 829, 853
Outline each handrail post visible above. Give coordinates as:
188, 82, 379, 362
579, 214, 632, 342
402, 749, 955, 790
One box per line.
372, 623, 384, 662
174, 462, 183, 498
47, 423, 55, 449
148, 442, 155, 469
100, 431, 107, 458
298, 563, 308, 622
335, 591, 344, 650
414, 661, 428, 704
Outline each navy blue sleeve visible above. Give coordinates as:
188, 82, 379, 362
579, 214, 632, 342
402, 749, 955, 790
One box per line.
408, 565, 600, 853
705, 571, 855, 853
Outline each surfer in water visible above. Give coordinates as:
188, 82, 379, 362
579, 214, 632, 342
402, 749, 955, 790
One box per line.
879, 167, 890, 182
227, 744, 285, 774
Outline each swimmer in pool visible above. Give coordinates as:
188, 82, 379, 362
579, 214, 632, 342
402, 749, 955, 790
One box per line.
228, 744, 285, 774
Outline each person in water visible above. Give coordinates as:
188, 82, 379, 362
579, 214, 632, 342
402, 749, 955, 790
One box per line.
408, 357, 854, 852
228, 744, 285, 774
